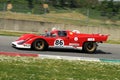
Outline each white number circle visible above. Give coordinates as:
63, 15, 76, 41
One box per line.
54, 39, 64, 47
74, 37, 78, 41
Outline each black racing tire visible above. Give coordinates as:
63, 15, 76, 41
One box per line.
82, 42, 97, 53
32, 39, 48, 51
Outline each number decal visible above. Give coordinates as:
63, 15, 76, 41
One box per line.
54, 39, 64, 47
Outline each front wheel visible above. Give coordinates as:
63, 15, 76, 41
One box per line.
82, 42, 97, 53
32, 39, 48, 51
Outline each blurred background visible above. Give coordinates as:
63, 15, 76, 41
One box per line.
0, 0, 120, 24
0, 0, 120, 40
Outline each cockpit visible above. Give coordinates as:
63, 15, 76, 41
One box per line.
58, 31, 67, 37
45, 30, 67, 37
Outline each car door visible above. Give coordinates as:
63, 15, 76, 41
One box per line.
54, 31, 69, 47
45, 31, 69, 48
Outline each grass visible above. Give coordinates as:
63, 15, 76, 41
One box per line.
107, 40, 120, 44
0, 30, 25, 36
0, 30, 36, 36
0, 56, 120, 80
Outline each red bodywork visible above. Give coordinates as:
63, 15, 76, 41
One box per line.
12, 30, 108, 52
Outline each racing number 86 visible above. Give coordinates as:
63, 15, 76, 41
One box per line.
55, 39, 64, 46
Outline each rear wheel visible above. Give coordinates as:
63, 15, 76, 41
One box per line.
32, 39, 48, 51
82, 42, 97, 53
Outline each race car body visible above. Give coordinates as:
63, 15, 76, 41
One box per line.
12, 30, 108, 53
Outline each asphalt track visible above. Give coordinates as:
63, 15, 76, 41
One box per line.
0, 36, 120, 60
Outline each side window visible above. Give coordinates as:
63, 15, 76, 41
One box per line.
58, 31, 67, 37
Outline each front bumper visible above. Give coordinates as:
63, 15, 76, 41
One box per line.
12, 41, 31, 49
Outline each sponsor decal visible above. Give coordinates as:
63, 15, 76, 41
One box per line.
69, 32, 73, 35
69, 43, 79, 47
24, 44, 30, 47
87, 38, 95, 41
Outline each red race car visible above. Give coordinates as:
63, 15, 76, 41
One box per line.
12, 29, 108, 53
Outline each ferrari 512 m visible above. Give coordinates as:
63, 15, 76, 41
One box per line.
12, 29, 108, 53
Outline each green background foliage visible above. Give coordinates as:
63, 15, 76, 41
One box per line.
0, 0, 119, 16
